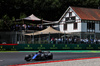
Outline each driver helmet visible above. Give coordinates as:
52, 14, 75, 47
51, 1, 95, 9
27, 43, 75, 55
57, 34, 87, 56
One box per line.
39, 50, 42, 53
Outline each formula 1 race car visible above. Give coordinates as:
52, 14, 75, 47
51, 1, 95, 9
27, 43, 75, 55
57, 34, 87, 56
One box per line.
24, 51, 53, 61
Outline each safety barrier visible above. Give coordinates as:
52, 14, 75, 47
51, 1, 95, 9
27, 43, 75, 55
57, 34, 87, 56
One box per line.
0, 44, 100, 51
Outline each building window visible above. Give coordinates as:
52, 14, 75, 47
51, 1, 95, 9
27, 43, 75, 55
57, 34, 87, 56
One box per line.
87, 22, 90, 29
69, 12, 72, 17
87, 22, 95, 30
64, 23, 67, 30
92, 23, 95, 30
74, 23, 77, 29
66, 17, 69, 21
99, 22, 100, 30
71, 17, 75, 20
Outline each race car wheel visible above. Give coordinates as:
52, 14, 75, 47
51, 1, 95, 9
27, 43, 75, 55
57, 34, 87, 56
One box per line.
26, 59, 31, 61
50, 55, 53, 59
48, 53, 53, 59
25, 55, 31, 61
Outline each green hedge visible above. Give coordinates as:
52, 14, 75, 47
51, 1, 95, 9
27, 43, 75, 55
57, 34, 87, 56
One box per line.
0, 44, 100, 51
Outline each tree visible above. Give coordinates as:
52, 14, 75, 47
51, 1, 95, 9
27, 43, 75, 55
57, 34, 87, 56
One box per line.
0, 0, 100, 30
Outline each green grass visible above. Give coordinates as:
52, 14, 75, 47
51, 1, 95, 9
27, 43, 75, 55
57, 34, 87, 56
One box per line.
19, 50, 100, 53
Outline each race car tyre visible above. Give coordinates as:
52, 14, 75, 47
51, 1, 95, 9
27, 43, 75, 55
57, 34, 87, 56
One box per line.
50, 55, 53, 59
48, 53, 53, 59
25, 55, 31, 61
26, 59, 31, 61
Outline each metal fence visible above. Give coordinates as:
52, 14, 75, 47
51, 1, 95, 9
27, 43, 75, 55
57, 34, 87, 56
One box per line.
0, 31, 100, 44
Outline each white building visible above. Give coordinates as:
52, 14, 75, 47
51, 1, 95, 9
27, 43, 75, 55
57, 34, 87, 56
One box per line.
43, 6, 100, 39
58, 6, 100, 39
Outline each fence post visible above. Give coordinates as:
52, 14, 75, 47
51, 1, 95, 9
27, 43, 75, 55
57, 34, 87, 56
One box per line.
49, 32, 50, 44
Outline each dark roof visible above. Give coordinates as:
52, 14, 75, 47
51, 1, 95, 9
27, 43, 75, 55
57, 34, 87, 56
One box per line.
71, 6, 100, 21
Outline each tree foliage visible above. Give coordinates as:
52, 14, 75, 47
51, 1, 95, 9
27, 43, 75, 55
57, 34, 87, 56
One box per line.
0, 0, 100, 30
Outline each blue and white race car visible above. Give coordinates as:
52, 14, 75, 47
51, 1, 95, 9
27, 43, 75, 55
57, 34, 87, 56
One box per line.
24, 51, 53, 61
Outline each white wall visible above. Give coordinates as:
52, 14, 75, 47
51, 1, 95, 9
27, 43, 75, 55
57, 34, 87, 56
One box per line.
65, 13, 69, 17
67, 23, 81, 33
59, 23, 63, 32
59, 7, 81, 33
95, 23, 100, 33
81, 22, 87, 32
59, 22, 82, 33
59, 7, 100, 34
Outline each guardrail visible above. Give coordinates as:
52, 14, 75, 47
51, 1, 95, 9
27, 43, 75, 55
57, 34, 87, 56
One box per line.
0, 44, 100, 51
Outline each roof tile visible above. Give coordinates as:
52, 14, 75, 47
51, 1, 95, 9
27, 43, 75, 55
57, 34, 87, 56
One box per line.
71, 7, 100, 21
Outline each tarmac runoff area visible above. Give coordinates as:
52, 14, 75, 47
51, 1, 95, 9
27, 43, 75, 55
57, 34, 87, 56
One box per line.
7, 50, 100, 66
13, 57, 100, 66
0, 60, 3, 61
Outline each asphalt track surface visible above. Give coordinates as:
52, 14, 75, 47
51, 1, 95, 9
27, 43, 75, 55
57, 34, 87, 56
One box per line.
1, 52, 100, 66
